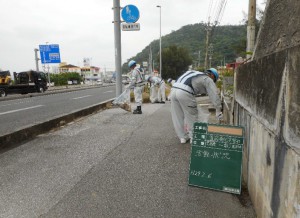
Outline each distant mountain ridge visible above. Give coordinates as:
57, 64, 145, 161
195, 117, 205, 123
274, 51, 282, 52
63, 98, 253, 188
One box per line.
123, 23, 247, 72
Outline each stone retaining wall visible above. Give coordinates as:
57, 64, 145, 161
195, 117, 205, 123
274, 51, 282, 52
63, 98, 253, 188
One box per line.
231, 0, 300, 217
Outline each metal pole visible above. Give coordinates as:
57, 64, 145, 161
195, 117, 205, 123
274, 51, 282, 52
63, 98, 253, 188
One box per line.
46, 42, 51, 84
34, 48, 40, 71
157, 5, 162, 78
113, 0, 122, 96
247, 0, 256, 60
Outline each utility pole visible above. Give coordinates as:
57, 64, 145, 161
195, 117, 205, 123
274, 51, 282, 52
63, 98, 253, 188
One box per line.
204, 0, 227, 68
198, 50, 201, 67
247, 0, 256, 60
156, 5, 162, 78
208, 43, 213, 68
113, 0, 122, 96
148, 46, 153, 74
204, 24, 212, 69
34, 48, 40, 71
45, 42, 51, 84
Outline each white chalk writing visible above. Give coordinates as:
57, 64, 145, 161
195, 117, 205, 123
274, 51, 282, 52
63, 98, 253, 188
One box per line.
194, 125, 207, 131
190, 170, 213, 179
193, 133, 243, 151
195, 149, 231, 159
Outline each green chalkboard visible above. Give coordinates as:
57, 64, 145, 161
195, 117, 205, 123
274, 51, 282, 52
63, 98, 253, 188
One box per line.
188, 122, 244, 194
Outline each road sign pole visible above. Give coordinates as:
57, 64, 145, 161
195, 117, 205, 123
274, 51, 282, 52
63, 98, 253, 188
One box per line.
34, 48, 40, 71
113, 0, 122, 97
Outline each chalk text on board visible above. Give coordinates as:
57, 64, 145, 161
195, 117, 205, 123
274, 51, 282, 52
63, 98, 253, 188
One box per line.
195, 150, 231, 159
190, 170, 213, 179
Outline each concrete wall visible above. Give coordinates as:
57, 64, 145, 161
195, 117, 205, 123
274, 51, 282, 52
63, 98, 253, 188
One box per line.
254, 0, 300, 59
232, 0, 300, 217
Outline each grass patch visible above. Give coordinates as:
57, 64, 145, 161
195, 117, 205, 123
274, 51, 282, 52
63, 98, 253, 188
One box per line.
129, 84, 172, 103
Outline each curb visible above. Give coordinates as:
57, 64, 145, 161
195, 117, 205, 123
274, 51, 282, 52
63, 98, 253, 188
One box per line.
0, 99, 114, 151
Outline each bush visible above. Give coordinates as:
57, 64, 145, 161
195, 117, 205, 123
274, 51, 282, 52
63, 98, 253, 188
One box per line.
222, 69, 234, 77
50, 73, 82, 86
129, 83, 171, 104
130, 85, 151, 103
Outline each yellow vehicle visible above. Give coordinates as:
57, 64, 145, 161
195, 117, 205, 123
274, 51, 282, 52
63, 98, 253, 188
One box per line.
0, 71, 11, 85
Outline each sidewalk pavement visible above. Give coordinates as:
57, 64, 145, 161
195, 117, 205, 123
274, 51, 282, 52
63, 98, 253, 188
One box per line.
0, 97, 256, 218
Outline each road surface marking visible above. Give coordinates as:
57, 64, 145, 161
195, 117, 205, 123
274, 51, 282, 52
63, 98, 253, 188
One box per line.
72, 95, 92, 100
0, 103, 14, 107
0, 99, 34, 108
103, 91, 113, 93
0, 105, 44, 116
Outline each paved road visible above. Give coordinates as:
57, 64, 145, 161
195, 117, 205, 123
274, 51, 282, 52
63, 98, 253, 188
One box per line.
0, 86, 116, 136
0, 99, 256, 218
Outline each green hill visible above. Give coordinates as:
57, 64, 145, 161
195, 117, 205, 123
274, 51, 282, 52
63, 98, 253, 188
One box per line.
123, 23, 247, 72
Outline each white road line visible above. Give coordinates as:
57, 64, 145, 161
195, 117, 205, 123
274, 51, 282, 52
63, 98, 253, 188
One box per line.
0, 103, 14, 107
0, 99, 34, 108
0, 105, 44, 116
72, 95, 92, 100
103, 91, 113, 93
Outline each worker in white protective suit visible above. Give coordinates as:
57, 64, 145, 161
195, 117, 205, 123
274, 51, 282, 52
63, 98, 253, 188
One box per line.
128, 60, 144, 114
167, 78, 174, 101
170, 68, 223, 143
145, 75, 166, 104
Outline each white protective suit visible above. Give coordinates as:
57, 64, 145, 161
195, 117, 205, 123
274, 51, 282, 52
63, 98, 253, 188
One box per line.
170, 70, 222, 140
149, 76, 166, 103
129, 66, 144, 107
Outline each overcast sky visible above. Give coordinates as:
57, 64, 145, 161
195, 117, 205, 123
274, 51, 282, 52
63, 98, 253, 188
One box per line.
0, 0, 265, 73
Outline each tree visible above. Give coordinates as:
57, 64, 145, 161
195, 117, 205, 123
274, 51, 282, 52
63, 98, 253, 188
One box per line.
158, 45, 193, 80
50, 72, 82, 86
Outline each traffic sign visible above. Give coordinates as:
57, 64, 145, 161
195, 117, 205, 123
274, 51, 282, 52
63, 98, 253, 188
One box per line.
121, 5, 140, 23
122, 23, 140, 31
39, 44, 61, 64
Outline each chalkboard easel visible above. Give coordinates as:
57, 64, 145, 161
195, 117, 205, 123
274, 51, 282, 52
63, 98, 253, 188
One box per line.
188, 122, 244, 194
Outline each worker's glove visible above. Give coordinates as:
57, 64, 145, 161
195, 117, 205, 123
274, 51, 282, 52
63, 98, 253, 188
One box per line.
216, 112, 223, 121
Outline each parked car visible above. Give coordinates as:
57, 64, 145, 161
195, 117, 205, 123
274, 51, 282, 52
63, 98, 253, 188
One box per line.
96, 79, 103, 85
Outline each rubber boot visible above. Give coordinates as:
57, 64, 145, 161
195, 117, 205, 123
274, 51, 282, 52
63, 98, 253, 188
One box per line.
133, 106, 142, 114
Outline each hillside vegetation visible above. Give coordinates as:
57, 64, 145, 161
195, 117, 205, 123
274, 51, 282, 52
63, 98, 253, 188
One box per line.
122, 23, 247, 73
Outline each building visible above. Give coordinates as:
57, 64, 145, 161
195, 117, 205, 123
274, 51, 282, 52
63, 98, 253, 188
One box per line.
58, 64, 81, 73
57, 63, 102, 83
81, 66, 101, 82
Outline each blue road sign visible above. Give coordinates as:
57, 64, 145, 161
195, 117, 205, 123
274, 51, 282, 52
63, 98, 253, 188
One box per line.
121, 5, 140, 23
39, 44, 61, 64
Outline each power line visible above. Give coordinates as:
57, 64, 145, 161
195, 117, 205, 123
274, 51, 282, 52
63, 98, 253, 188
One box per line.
204, 0, 227, 68
209, 0, 227, 26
